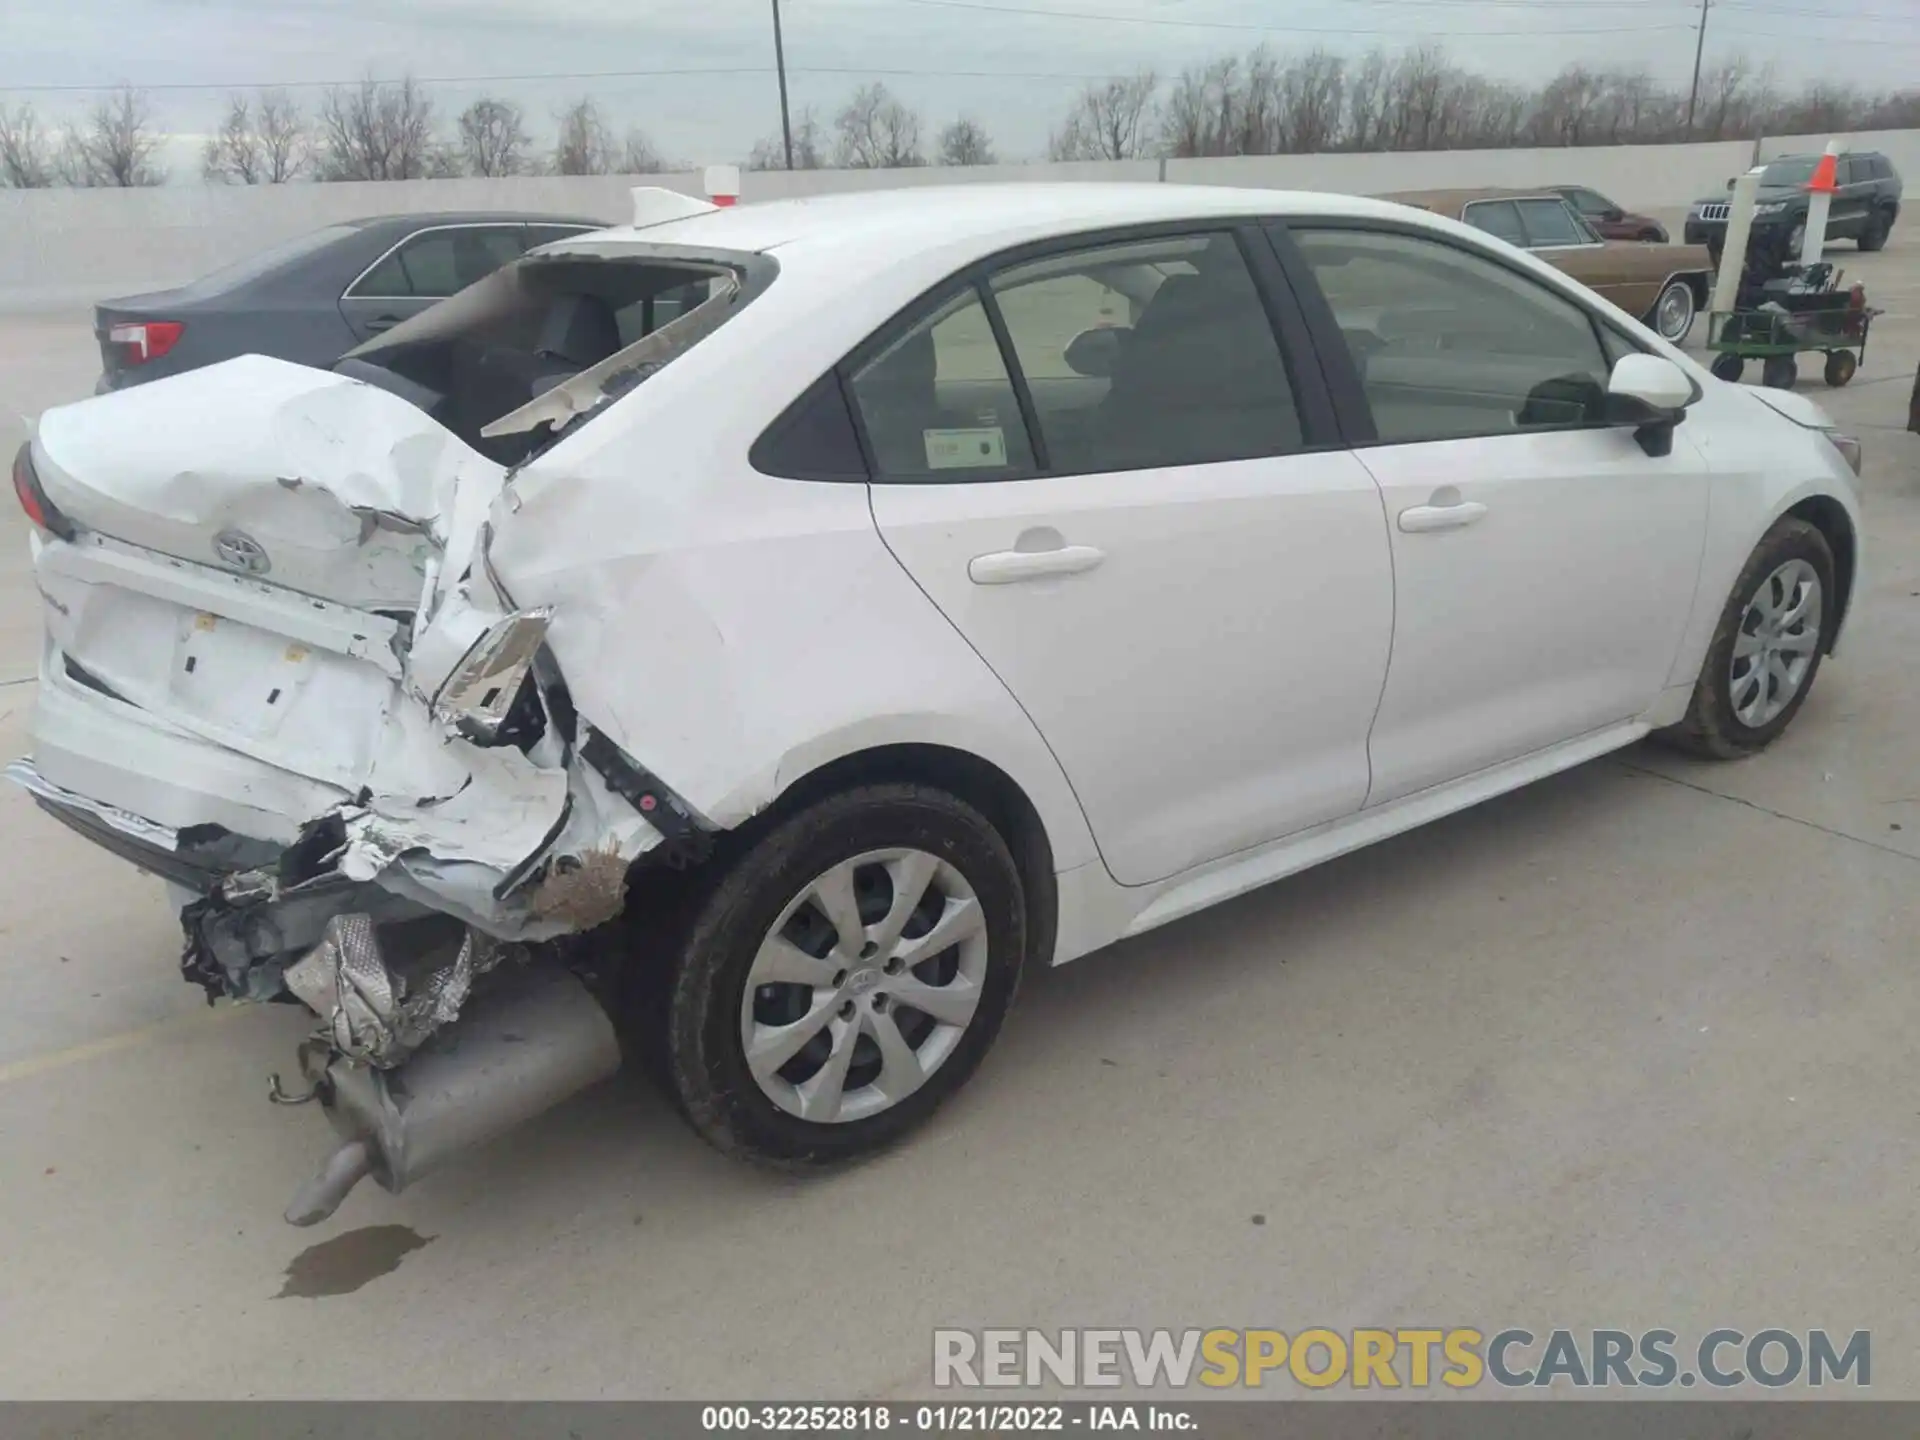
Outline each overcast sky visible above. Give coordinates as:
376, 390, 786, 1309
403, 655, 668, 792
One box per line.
4, 0, 1917, 175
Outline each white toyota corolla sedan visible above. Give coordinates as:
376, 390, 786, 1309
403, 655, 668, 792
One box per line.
10, 183, 1864, 1222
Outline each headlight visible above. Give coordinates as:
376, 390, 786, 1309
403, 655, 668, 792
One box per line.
1754, 201, 1789, 215
1825, 431, 1862, 476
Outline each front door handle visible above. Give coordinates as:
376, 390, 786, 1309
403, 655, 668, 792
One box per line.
968, 544, 1106, 585
1398, 501, 1488, 534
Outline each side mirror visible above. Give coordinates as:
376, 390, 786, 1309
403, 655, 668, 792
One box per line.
1063, 326, 1127, 379
1604, 207, 1624, 222
1607, 353, 1692, 457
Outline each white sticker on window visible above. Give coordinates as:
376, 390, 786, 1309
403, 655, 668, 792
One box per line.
924, 427, 1008, 470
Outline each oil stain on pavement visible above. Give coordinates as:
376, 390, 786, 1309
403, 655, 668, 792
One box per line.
277, 1225, 435, 1298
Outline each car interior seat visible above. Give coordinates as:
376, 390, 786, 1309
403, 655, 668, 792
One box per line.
859, 326, 961, 473
1092, 243, 1301, 468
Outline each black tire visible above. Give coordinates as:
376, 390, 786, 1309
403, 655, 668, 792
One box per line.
1859, 212, 1889, 253
637, 783, 1026, 1167
1656, 517, 1835, 760
1710, 352, 1745, 383
1647, 278, 1696, 343
1824, 350, 1857, 387
1762, 355, 1797, 389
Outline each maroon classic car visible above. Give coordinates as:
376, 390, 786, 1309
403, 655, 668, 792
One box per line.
1549, 185, 1670, 242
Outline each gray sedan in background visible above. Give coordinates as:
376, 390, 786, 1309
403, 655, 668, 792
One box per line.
93, 212, 607, 391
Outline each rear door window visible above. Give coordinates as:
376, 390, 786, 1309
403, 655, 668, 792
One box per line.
986, 232, 1302, 474
350, 226, 527, 299
1515, 199, 1589, 247
846, 288, 1038, 480
1462, 201, 1525, 246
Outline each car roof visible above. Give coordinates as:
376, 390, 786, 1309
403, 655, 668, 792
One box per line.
1375, 186, 1563, 214
345, 211, 609, 231
541, 183, 1445, 268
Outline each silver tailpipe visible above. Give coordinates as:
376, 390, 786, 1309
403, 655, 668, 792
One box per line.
283, 962, 622, 1226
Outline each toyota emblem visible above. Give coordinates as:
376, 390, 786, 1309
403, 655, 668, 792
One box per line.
211, 529, 271, 576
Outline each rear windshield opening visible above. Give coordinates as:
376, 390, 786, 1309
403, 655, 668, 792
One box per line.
335, 248, 758, 465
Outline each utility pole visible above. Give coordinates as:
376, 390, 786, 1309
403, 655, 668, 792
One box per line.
772, 0, 795, 169
1684, 0, 1709, 139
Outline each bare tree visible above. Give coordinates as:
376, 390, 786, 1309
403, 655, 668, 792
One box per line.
747, 105, 827, 170
203, 90, 307, 184
619, 126, 668, 174
834, 83, 925, 168
938, 116, 994, 166
1050, 71, 1159, 160
1274, 48, 1344, 154
457, 97, 529, 177
316, 77, 440, 180
1343, 49, 1389, 151
61, 86, 166, 187
551, 96, 614, 175
0, 103, 55, 187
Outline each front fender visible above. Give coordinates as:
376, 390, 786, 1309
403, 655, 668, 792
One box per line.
1663, 389, 1863, 690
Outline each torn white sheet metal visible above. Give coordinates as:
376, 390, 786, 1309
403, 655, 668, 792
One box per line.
402, 575, 554, 741
5, 757, 180, 850
282, 911, 522, 1068
341, 711, 571, 881
31, 355, 507, 609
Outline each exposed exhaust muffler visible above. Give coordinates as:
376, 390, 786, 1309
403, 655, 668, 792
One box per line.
283, 963, 621, 1226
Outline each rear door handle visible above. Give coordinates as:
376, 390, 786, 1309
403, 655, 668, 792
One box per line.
968, 545, 1106, 585
365, 315, 403, 334
1397, 501, 1488, 534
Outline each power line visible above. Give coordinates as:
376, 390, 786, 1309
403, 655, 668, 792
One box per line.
898, 0, 1694, 34
1714, 24, 1920, 43
1718, 0, 1917, 16
0, 65, 1158, 96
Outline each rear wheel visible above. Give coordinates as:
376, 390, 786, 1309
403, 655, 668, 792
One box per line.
1649, 279, 1696, 342
1657, 518, 1833, 759
1824, 350, 1857, 387
1762, 355, 1798, 389
1710, 353, 1745, 383
640, 783, 1026, 1166
1859, 211, 1890, 252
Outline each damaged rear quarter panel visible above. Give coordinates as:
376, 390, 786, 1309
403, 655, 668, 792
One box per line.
481, 271, 1099, 873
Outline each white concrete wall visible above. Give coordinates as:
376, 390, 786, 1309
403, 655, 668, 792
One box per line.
1162, 140, 1760, 206
0, 132, 1909, 313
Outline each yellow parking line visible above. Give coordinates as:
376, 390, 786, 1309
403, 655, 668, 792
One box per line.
0, 1002, 248, 1086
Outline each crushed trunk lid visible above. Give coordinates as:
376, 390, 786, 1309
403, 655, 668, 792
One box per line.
31, 354, 505, 610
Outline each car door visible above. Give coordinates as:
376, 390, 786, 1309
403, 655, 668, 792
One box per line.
1274, 221, 1712, 805
1830, 156, 1872, 238
338, 223, 530, 341
858, 226, 1395, 887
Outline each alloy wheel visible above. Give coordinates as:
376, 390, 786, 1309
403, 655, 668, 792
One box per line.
740, 848, 990, 1123
1729, 558, 1822, 728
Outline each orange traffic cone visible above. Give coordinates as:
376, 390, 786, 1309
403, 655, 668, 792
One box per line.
1807, 152, 1839, 194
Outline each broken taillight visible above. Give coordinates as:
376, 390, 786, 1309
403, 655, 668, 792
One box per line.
12, 443, 74, 540
107, 319, 184, 365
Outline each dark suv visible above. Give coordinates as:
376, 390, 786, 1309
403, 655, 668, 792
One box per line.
1685, 151, 1902, 262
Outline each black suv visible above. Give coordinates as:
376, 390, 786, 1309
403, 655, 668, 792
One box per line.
1685, 150, 1901, 262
